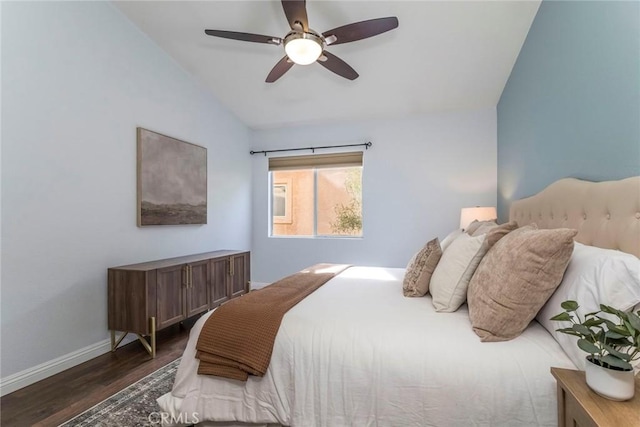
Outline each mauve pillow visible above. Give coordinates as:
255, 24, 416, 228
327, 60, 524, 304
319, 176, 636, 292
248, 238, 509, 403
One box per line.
403, 238, 442, 297
480, 221, 518, 246
467, 224, 577, 342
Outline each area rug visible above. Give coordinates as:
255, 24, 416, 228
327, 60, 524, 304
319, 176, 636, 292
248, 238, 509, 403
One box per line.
59, 358, 181, 427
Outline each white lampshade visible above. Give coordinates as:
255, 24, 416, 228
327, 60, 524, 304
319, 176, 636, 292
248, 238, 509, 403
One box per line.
284, 38, 322, 65
459, 206, 497, 230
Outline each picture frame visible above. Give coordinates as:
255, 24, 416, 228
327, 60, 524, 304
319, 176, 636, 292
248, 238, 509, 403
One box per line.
137, 128, 207, 226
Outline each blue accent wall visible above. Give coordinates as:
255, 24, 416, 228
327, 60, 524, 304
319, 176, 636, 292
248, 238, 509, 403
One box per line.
497, 0, 640, 221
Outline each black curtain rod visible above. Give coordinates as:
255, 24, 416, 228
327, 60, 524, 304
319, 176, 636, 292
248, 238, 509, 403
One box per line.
250, 141, 372, 156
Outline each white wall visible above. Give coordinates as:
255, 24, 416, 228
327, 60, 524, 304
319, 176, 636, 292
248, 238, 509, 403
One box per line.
1, 1, 251, 386
250, 108, 497, 283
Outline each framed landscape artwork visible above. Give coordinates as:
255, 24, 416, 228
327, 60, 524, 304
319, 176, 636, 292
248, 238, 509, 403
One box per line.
137, 128, 207, 226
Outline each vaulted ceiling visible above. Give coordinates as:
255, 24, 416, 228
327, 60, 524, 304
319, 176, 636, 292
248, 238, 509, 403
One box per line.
114, 1, 541, 129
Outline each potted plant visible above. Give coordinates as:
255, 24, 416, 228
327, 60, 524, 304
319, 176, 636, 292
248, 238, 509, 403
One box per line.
551, 301, 640, 401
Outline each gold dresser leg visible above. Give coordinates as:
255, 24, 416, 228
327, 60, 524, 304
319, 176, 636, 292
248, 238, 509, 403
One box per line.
150, 316, 156, 358
134, 316, 157, 358
111, 330, 129, 352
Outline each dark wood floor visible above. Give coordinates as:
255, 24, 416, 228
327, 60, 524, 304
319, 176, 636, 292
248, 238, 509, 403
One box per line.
1, 320, 194, 427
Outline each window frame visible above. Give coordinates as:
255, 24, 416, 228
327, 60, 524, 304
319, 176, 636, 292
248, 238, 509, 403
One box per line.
268, 154, 363, 239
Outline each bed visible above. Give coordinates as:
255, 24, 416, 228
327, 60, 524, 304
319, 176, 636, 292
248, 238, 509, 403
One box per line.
158, 176, 640, 427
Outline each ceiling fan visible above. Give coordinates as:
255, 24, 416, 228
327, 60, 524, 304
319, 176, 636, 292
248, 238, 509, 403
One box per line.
204, 0, 399, 83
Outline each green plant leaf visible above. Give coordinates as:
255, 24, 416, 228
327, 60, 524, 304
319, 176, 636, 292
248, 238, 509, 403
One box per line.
599, 319, 632, 336
561, 300, 579, 311
606, 337, 633, 347
627, 311, 640, 331
634, 321, 640, 331
583, 318, 605, 327
599, 304, 620, 316
577, 338, 600, 354
600, 354, 633, 371
602, 344, 630, 361
623, 319, 635, 336
602, 305, 626, 318
550, 312, 572, 322
555, 327, 581, 337
572, 324, 592, 336
615, 326, 633, 337
604, 330, 627, 340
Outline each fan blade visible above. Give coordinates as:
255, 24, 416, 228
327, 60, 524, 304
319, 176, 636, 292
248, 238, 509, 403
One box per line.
266, 56, 294, 83
317, 51, 358, 80
323, 17, 398, 46
282, 0, 308, 31
205, 29, 281, 45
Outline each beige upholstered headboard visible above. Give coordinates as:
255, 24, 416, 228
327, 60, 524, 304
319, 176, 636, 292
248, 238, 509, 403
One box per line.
509, 177, 640, 258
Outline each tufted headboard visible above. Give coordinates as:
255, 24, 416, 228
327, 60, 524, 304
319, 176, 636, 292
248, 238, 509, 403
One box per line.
509, 177, 640, 258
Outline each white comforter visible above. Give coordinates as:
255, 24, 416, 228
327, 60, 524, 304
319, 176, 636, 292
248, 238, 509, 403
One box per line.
158, 267, 575, 426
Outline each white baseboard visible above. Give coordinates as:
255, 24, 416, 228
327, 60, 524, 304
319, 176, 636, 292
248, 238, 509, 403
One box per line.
250, 281, 270, 290
1, 281, 271, 396
0, 334, 137, 396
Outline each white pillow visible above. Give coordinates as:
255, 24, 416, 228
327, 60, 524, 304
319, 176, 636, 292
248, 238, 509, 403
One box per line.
440, 228, 464, 253
430, 233, 486, 312
537, 242, 640, 370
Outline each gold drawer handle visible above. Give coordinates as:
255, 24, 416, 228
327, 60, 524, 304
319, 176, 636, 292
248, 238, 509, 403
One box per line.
183, 265, 194, 288
182, 266, 188, 288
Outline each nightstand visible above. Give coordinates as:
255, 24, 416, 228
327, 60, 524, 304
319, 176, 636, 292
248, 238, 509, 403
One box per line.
551, 367, 640, 427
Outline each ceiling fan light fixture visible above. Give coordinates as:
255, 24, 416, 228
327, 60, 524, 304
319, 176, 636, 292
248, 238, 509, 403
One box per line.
284, 32, 323, 65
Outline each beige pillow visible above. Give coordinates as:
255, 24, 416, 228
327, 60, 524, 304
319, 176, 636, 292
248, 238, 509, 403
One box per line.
403, 238, 442, 297
465, 219, 497, 235
430, 222, 518, 312
482, 221, 518, 246
470, 221, 501, 237
440, 228, 464, 252
467, 224, 577, 342
430, 233, 486, 312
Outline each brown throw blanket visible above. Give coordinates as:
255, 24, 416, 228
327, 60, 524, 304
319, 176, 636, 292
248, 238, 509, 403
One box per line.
196, 263, 350, 381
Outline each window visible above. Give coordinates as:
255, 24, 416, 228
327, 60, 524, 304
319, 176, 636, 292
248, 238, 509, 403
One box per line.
272, 178, 292, 224
269, 152, 363, 237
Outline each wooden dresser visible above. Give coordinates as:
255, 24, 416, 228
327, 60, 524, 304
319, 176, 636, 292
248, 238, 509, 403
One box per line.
108, 250, 250, 357
551, 367, 640, 427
